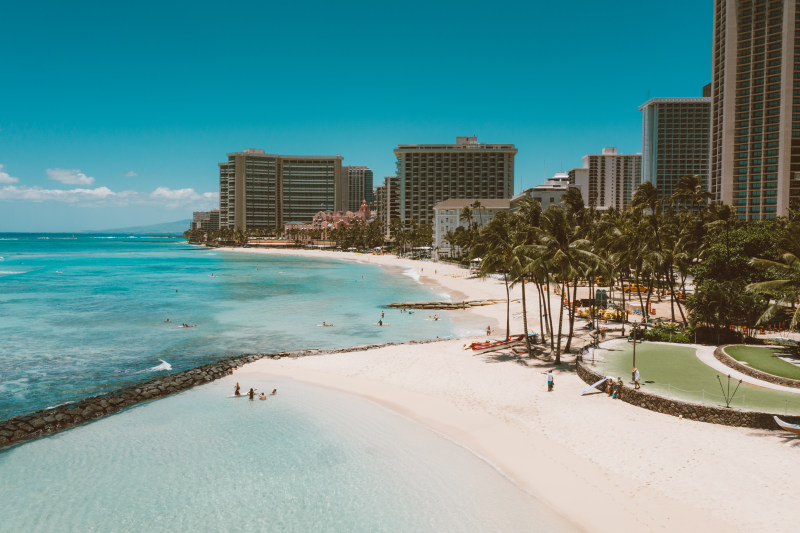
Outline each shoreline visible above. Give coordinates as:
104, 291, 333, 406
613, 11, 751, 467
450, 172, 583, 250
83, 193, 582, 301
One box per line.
225, 246, 800, 533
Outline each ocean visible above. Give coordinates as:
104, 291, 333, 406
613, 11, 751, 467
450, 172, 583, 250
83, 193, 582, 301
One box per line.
0, 234, 458, 420
0, 234, 568, 531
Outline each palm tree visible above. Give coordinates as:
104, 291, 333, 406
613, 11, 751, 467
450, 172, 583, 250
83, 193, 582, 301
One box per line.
746, 232, 800, 330
527, 206, 596, 363
670, 174, 712, 213
473, 211, 517, 340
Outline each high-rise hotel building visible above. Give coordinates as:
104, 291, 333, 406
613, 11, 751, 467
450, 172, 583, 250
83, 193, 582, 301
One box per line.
342, 166, 374, 212
640, 97, 711, 201
393, 136, 516, 224
219, 149, 344, 230
711, 0, 800, 220
570, 147, 642, 210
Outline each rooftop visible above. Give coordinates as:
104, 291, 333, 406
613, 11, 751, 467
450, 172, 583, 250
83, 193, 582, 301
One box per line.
433, 198, 511, 210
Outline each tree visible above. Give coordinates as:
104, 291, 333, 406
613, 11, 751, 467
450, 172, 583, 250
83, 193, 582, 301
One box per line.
747, 231, 800, 330
472, 211, 517, 340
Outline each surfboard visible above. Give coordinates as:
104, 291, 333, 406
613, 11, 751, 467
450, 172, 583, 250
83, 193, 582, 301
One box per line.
581, 377, 609, 396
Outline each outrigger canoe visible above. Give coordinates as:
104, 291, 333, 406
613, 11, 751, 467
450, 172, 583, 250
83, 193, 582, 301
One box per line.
774, 416, 800, 434
466, 334, 528, 354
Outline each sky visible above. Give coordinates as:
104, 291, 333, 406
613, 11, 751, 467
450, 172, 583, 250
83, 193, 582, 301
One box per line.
0, 0, 713, 232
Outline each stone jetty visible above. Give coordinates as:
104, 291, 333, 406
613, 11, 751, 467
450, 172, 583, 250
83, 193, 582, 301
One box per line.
0, 338, 449, 450
386, 299, 502, 310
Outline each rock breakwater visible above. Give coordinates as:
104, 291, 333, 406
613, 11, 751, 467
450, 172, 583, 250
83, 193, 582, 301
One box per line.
0, 338, 448, 450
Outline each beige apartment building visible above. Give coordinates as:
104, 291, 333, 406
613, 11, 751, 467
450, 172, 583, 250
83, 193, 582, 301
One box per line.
219, 149, 344, 231
374, 175, 400, 238
393, 136, 516, 225
569, 147, 642, 210
711, 0, 800, 219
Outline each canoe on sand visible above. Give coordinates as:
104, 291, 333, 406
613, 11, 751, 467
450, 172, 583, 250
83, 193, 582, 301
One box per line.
774, 416, 800, 434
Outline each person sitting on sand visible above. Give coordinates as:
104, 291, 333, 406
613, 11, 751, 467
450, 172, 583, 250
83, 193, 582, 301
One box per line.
271, 389, 277, 395
234, 383, 241, 396
248, 388, 255, 400
259, 392, 267, 400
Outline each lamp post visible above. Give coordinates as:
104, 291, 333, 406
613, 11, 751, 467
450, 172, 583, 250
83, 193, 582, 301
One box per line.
631, 321, 642, 371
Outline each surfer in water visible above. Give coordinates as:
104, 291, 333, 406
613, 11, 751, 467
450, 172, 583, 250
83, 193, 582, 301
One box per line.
234, 383, 241, 396
378, 319, 383, 326
248, 388, 255, 400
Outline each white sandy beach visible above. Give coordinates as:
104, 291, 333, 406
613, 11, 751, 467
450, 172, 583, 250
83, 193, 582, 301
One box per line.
227, 247, 800, 533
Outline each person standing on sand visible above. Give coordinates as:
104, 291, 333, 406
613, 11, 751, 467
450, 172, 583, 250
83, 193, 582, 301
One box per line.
547, 371, 554, 392
486, 326, 491, 336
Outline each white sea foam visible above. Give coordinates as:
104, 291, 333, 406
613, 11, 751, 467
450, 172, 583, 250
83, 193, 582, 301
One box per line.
0, 238, 18, 241
0, 270, 24, 276
147, 360, 172, 372
403, 268, 421, 283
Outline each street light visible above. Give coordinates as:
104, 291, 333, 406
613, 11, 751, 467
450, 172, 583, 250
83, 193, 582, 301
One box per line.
631, 321, 642, 372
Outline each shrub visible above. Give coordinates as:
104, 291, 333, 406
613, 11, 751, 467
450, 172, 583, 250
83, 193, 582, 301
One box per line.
641, 323, 691, 343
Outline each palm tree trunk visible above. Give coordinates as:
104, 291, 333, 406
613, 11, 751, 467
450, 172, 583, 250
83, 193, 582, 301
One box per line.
555, 282, 565, 364
536, 283, 547, 345
521, 277, 532, 357
565, 278, 578, 351
504, 272, 510, 340
544, 278, 555, 351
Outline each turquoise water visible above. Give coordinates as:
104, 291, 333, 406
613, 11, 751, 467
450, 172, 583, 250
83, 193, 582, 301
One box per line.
0, 377, 572, 532
0, 234, 460, 420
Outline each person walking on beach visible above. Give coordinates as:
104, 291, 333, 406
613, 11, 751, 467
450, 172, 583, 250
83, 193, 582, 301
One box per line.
633, 367, 641, 389
486, 325, 492, 336
547, 370, 554, 392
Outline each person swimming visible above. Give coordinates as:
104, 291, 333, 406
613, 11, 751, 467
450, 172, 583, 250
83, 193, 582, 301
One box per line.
270, 389, 277, 395
259, 392, 267, 400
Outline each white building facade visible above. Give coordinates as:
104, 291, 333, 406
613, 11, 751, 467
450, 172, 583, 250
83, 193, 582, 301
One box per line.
432, 198, 511, 258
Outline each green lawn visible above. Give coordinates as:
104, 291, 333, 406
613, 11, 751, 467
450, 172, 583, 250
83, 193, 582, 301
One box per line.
724, 345, 800, 380
592, 342, 800, 415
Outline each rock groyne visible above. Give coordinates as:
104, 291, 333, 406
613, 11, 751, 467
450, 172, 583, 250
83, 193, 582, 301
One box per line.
0, 338, 448, 450
386, 299, 502, 310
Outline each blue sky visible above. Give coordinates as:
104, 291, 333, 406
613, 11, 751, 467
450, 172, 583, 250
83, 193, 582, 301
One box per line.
0, 0, 712, 232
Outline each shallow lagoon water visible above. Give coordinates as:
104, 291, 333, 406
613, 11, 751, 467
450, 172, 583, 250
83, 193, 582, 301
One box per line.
0, 234, 463, 419
0, 377, 572, 532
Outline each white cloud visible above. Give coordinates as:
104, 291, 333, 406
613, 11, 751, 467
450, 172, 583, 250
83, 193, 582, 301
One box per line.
150, 187, 218, 209
0, 164, 19, 184
125, 170, 138, 177
0, 185, 124, 204
46, 168, 95, 186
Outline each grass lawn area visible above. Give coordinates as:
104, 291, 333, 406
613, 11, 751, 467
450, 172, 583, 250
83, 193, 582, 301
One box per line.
724, 345, 800, 380
592, 342, 800, 415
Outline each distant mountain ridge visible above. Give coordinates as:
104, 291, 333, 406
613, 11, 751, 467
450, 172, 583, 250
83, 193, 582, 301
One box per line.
89, 219, 191, 235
